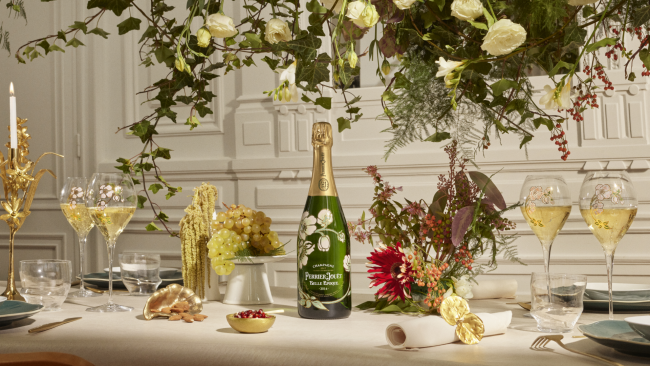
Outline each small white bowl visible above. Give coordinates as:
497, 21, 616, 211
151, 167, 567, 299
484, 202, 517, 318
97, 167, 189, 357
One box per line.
625, 316, 650, 340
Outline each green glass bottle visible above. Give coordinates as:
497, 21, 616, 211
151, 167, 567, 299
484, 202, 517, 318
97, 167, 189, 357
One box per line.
297, 122, 351, 319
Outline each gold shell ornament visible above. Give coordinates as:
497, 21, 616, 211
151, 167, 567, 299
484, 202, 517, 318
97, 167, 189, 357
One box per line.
143, 284, 202, 320
439, 295, 485, 345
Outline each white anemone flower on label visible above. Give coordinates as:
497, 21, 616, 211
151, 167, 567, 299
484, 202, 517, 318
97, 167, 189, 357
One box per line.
279, 62, 299, 103
539, 81, 571, 110
435, 57, 464, 78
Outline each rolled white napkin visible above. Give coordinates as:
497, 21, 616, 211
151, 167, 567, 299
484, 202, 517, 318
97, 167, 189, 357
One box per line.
472, 279, 518, 299
386, 311, 512, 349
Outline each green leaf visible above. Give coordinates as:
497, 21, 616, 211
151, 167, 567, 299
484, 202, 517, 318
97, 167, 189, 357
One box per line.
185, 115, 201, 130
139, 25, 157, 43
37, 40, 50, 55
490, 79, 518, 96
87, 0, 132, 16
70, 21, 88, 34
582, 6, 596, 18
634, 6, 650, 28
154, 47, 175, 65
468, 20, 488, 31
48, 44, 65, 53
639, 49, 650, 69
195, 103, 213, 117
146, 222, 162, 231
549, 61, 573, 77
314, 97, 331, 110
88, 27, 110, 39
355, 300, 377, 310
629, 72, 636, 82
149, 183, 163, 194
337, 117, 351, 132
379, 304, 403, 313
296, 53, 331, 90
57, 31, 67, 42
519, 135, 532, 149
424, 131, 451, 142
261, 56, 279, 70
434, 0, 445, 11
117, 17, 142, 35
467, 171, 506, 210
533, 117, 554, 131
151, 147, 172, 160
286, 34, 322, 60
65, 38, 85, 48
564, 22, 587, 46
584, 38, 617, 54
244, 32, 262, 48
137, 195, 148, 209
393, 72, 411, 89
482, 8, 494, 28
311, 300, 329, 310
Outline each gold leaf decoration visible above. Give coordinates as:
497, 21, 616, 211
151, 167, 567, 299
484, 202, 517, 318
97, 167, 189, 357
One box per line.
439, 295, 485, 345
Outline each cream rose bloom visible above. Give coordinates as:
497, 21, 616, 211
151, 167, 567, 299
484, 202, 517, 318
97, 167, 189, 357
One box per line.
435, 57, 464, 77
196, 27, 211, 48
450, 0, 484, 21
346, 2, 380, 29
393, 0, 418, 10
265, 18, 292, 44
480, 19, 527, 56
322, 0, 344, 14
568, 0, 598, 5
452, 275, 474, 299
205, 13, 237, 38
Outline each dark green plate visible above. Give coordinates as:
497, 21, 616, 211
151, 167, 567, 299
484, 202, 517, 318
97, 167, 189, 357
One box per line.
80, 270, 184, 289
579, 320, 650, 357
0, 301, 43, 327
584, 299, 650, 312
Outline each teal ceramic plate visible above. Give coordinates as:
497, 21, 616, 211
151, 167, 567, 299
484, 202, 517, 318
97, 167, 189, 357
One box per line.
583, 299, 650, 312
80, 270, 184, 289
0, 300, 43, 327
579, 320, 650, 357
584, 283, 650, 301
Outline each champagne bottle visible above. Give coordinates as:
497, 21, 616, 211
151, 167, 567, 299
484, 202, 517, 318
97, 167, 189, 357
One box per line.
297, 122, 351, 319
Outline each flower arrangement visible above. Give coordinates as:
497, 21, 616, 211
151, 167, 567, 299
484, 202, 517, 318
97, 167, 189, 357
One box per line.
7, 0, 650, 233
351, 141, 521, 313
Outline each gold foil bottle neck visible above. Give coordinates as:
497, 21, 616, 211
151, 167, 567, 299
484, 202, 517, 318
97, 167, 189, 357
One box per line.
312, 122, 333, 148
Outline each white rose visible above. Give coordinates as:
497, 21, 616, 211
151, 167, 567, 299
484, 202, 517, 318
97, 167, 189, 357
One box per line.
318, 236, 331, 251
450, 0, 484, 21
568, 0, 598, 5
393, 0, 418, 10
480, 19, 527, 56
452, 275, 474, 299
205, 13, 237, 38
322, 0, 344, 14
435, 57, 464, 78
265, 18, 292, 44
346, 2, 380, 29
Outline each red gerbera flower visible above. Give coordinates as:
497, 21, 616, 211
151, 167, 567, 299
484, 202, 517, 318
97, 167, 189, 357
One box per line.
367, 242, 413, 302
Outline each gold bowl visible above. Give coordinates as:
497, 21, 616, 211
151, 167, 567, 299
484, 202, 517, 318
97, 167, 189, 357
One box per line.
143, 284, 202, 320
226, 314, 276, 333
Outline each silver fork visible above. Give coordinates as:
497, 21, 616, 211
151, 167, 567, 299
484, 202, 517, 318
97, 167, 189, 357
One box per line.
531, 335, 623, 366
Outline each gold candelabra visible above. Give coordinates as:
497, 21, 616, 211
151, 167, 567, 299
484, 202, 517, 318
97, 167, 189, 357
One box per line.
0, 118, 62, 301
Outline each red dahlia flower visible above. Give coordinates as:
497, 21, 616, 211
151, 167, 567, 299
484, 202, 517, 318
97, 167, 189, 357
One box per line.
367, 242, 414, 302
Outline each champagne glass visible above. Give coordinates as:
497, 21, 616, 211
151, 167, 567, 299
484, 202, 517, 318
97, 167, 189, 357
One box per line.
85, 173, 137, 312
579, 171, 637, 319
60, 177, 101, 298
520, 176, 572, 274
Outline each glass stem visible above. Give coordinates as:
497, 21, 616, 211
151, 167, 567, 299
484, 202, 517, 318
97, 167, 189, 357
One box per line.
605, 252, 615, 320
107, 242, 116, 306
541, 243, 552, 274
78, 234, 87, 292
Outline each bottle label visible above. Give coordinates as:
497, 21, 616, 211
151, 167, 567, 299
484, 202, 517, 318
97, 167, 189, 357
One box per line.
298, 207, 350, 310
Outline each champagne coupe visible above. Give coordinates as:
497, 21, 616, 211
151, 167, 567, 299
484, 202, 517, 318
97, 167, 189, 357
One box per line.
60, 177, 101, 298
85, 173, 137, 312
579, 171, 637, 320
520, 176, 572, 274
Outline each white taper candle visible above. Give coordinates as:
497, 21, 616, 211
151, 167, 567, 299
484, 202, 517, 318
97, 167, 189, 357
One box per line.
9, 82, 17, 149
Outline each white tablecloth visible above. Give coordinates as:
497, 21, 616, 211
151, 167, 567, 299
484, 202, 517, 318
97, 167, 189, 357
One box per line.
0, 283, 648, 366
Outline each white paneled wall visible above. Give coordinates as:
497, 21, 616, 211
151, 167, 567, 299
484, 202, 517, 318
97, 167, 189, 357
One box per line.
1, 2, 649, 296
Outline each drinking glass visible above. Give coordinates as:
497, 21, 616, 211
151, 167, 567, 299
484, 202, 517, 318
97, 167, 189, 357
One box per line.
19, 259, 72, 311
579, 171, 637, 319
119, 253, 162, 296
520, 175, 572, 273
530, 272, 587, 333
60, 177, 101, 298
85, 173, 137, 312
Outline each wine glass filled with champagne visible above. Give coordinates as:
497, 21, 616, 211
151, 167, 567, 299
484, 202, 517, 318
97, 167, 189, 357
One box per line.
60, 177, 101, 298
580, 172, 637, 320
85, 173, 137, 312
520, 176, 572, 273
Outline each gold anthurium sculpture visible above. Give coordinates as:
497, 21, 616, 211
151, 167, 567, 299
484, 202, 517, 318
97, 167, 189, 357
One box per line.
0, 118, 63, 301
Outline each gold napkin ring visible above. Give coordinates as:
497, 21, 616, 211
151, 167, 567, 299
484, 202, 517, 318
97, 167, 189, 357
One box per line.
439, 295, 485, 345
